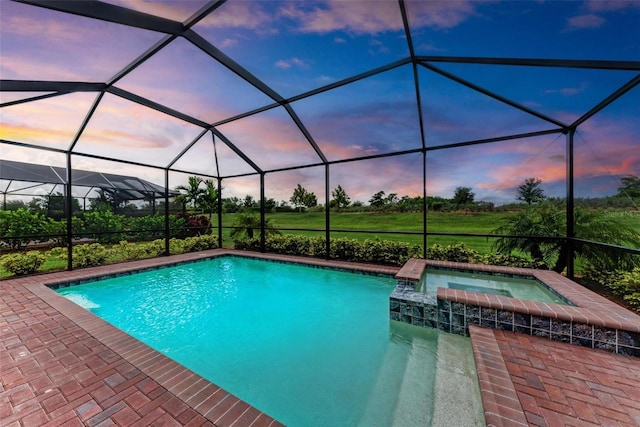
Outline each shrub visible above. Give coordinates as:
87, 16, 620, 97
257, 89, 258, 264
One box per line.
116, 240, 165, 260
60, 243, 111, 268
146, 239, 168, 257
44, 217, 84, 247
234, 235, 421, 266
357, 239, 421, 265
266, 234, 311, 255
234, 237, 260, 251
82, 211, 124, 243
474, 253, 547, 269
0, 251, 46, 275
309, 236, 328, 258
0, 209, 50, 250
126, 214, 167, 241
330, 238, 360, 260
583, 265, 640, 312
426, 243, 478, 263
169, 238, 186, 255
176, 213, 211, 237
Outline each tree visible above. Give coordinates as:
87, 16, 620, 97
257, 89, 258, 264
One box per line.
230, 213, 280, 240
199, 179, 218, 219
3, 200, 27, 211
264, 198, 277, 212
385, 193, 399, 206
516, 177, 545, 205
452, 186, 474, 206
222, 197, 241, 213
492, 202, 640, 273
290, 184, 317, 213
303, 192, 317, 209
331, 185, 351, 211
174, 176, 205, 213
37, 192, 81, 219
369, 191, 386, 208
617, 175, 640, 198
243, 195, 258, 210
89, 189, 114, 212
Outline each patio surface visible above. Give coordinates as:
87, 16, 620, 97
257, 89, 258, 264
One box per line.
1, 249, 640, 426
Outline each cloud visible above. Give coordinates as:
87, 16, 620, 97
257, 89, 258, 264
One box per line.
275, 57, 310, 69
416, 42, 446, 53
219, 38, 238, 48
3, 13, 83, 43
406, 1, 488, 30
544, 82, 588, 96
0, 123, 71, 148
274, 1, 489, 35
200, 1, 275, 32
216, 111, 323, 171
566, 14, 605, 30
583, 0, 640, 12
278, 1, 402, 34
108, 0, 199, 22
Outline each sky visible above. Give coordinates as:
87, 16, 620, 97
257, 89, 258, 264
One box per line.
1, 0, 639, 206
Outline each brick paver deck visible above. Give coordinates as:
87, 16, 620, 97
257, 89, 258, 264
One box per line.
2, 250, 640, 426
471, 325, 640, 426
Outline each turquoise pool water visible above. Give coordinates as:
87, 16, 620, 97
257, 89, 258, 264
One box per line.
57, 256, 453, 426
422, 268, 569, 305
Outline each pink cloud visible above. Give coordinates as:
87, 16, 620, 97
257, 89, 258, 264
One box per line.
407, 1, 483, 30
584, 0, 640, 12
108, 0, 205, 22
275, 57, 310, 69
200, 1, 275, 31
278, 1, 403, 34
566, 14, 605, 30
216, 112, 323, 170
1, 93, 97, 147
3, 13, 83, 43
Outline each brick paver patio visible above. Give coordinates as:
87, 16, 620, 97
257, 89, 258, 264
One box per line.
471, 326, 640, 426
2, 249, 640, 426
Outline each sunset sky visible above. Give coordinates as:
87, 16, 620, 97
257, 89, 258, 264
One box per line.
1, 0, 639, 205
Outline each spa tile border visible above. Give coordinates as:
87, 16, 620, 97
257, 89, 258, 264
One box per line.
392, 259, 640, 356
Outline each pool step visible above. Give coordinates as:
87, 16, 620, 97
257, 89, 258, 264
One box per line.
357, 338, 408, 426
391, 333, 437, 426
431, 332, 484, 426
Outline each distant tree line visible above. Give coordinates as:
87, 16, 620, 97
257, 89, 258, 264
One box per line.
3, 175, 638, 217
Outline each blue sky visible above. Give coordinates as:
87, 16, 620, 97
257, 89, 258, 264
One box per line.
1, 0, 638, 205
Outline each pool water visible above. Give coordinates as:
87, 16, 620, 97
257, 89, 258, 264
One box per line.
57, 256, 479, 426
422, 268, 569, 305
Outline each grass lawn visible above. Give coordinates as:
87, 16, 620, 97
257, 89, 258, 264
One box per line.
215, 211, 517, 253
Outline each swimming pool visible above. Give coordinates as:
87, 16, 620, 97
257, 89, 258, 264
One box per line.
56, 256, 483, 426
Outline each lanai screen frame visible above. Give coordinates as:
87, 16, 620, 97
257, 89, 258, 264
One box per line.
1, 0, 639, 276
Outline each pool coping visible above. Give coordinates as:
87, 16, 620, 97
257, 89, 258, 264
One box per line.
0, 249, 399, 426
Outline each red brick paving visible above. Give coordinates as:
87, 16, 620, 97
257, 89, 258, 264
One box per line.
471, 325, 640, 426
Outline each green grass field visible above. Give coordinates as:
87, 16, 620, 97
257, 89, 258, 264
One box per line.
214, 210, 639, 254
212, 211, 503, 252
